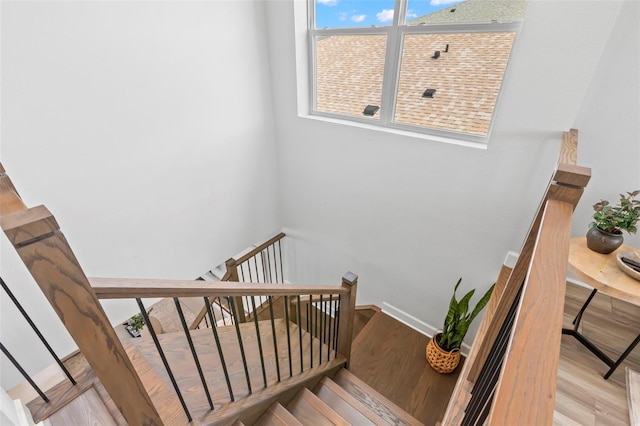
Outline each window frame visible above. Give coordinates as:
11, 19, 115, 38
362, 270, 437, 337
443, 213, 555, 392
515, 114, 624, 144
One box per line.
308, 0, 523, 145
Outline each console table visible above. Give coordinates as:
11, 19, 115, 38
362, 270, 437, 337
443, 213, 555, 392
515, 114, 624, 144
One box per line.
563, 237, 640, 379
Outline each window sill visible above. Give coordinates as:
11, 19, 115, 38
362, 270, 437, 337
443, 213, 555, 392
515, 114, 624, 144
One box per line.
299, 113, 489, 150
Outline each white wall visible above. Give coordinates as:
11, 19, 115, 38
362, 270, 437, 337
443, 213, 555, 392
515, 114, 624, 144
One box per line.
0, 1, 280, 389
572, 0, 640, 249
264, 0, 626, 338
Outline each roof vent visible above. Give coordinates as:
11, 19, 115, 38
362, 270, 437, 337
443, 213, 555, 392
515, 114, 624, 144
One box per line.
450, 8, 456, 12
432, 51, 441, 59
363, 105, 380, 116
422, 89, 436, 98
444, 44, 449, 53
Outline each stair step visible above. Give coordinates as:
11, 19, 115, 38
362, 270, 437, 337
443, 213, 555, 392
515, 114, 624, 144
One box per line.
287, 388, 348, 425
128, 319, 344, 423
124, 343, 189, 425
314, 376, 378, 425
333, 369, 424, 426
254, 402, 303, 426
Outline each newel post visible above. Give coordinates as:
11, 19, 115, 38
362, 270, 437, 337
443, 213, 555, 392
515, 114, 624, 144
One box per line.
337, 271, 358, 367
225, 258, 247, 323
1, 205, 163, 425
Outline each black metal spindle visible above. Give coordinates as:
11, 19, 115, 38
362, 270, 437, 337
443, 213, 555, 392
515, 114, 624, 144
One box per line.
174, 298, 214, 411
334, 297, 341, 358
297, 295, 303, 373
204, 297, 234, 402
284, 296, 293, 377
251, 297, 268, 388
333, 298, 339, 356
319, 295, 323, 365
0, 277, 76, 385
278, 240, 284, 284
0, 342, 49, 403
268, 296, 281, 382
309, 301, 313, 369
265, 247, 273, 283
229, 297, 252, 394
136, 298, 192, 422
327, 295, 333, 361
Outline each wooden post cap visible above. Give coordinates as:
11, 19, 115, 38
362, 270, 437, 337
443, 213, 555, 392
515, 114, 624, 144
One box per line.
342, 271, 358, 286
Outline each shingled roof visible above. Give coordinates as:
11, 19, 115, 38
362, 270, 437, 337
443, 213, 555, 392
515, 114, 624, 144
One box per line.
409, 0, 527, 25
314, 0, 523, 137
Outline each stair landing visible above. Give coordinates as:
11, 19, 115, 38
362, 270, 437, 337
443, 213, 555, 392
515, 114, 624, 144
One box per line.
349, 311, 462, 424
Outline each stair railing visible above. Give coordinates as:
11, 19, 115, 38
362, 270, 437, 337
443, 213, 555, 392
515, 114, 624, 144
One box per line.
442, 129, 591, 425
189, 232, 286, 329
0, 165, 357, 424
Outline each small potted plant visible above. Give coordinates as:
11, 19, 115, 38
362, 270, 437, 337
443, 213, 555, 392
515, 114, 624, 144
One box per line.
587, 190, 640, 254
426, 278, 494, 373
124, 308, 153, 338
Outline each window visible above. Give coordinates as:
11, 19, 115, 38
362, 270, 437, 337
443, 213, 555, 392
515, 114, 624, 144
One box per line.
309, 0, 527, 143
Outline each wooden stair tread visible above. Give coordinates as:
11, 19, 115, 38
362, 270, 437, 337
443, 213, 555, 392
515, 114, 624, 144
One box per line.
124, 342, 188, 425
287, 388, 348, 425
333, 369, 424, 426
254, 402, 303, 426
314, 376, 379, 425
40, 387, 117, 426
130, 318, 344, 423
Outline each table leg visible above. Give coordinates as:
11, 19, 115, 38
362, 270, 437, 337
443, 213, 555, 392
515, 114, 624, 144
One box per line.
604, 333, 640, 379
572, 288, 598, 328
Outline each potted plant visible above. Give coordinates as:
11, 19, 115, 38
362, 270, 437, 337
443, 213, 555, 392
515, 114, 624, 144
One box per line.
426, 278, 494, 373
587, 190, 640, 254
124, 307, 153, 338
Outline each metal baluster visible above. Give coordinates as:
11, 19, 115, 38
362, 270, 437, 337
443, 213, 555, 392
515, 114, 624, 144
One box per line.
174, 298, 214, 411
0, 342, 49, 403
229, 297, 252, 394
327, 295, 333, 361
204, 297, 234, 402
309, 301, 313, 369
332, 297, 339, 356
265, 246, 273, 283
278, 240, 284, 284
268, 296, 281, 382
251, 297, 268, 388
284, 296, 293, 377
319, 295, 323, 365
297, 295, 303, 373
334, 298, 341, 358
136, 299, 191, 422
0, 277, 76, 385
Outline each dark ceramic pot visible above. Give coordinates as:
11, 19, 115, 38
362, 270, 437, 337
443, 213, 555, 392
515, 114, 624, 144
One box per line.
586, 227, 623, 254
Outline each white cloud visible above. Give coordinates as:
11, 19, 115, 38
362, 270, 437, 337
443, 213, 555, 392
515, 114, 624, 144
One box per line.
376, 9, 394, 22
430, 0, 458, 5
339, 12, 348, 21
351, 14, 367, 22
407, 12, 418, 19
317, 0, 338, 6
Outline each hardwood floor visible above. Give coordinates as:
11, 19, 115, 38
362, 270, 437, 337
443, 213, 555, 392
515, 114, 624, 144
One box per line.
349, 311, 462, 425
555, 282, 640, 425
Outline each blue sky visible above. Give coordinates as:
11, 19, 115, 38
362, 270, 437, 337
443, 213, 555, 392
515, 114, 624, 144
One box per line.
315, 0, 460, 28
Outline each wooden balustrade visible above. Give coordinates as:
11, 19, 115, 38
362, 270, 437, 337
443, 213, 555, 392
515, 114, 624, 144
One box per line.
0, 172, 163, 425
442, 129, 591, 425
0, 163, 358, 425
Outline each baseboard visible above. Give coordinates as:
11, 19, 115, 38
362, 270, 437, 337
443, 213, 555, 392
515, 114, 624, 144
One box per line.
381, 302, 471, 356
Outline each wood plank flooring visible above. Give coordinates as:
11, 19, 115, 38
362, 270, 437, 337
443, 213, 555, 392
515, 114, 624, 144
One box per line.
348, 311, 462, 425
555, 282, 640, 425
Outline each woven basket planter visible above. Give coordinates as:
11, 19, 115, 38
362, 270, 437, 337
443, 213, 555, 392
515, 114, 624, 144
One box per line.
426, 333, 461, 374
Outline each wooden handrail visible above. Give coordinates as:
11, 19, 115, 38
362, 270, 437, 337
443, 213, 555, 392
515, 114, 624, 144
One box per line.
234, 232, 285, 264
90, 277, 349, 299
488, 199, 572, 424
441, 130, 591, 425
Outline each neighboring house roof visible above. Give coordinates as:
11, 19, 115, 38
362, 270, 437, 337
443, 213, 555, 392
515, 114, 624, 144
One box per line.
409, 0, 527, 25
315, 0, 522, 136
